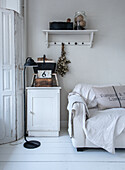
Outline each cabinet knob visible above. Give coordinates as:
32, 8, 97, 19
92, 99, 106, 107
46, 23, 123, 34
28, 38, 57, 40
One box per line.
30, 111, 34, 114
18, 64, 24, 70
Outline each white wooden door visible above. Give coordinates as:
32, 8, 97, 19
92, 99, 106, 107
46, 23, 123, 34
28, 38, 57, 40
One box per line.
0, 0, 24, 15
0, 9, 16, 144
14, 12, 24, 140
27, 90, 59, 132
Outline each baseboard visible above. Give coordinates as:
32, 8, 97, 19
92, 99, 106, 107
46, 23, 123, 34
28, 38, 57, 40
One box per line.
28, 131, 59, 137
61, 121, 68, 129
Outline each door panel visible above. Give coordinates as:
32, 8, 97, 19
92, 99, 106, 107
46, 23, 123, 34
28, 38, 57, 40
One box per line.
0, 9, 16, 144
3, 69, 12, 91
15, 12, 24, 140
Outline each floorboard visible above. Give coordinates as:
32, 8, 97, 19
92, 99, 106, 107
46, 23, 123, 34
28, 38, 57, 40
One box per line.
1, 162, 125, 170
0, 130, 125, 170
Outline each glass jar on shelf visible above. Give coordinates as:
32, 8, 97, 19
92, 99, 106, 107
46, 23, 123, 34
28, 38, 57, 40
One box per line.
74, 11, 87, 30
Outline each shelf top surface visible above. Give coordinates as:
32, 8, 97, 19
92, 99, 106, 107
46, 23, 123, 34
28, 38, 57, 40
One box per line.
42, 30, 98, 35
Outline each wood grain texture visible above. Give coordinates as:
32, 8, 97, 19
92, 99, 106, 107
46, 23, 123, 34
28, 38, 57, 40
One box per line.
35, 78, 52, 87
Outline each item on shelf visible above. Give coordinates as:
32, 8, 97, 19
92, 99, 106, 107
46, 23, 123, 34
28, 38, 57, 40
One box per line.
49, 21, 73, 30
67, 18, 71, 22
33, 55, 56, 73
57, 43, 71, 77
52, 73, 59, 86
38, 70, 52, 78
37, 56, 53, 62
31, 73, 59, 87
74, 11, 87, 30
35, 78, 52, 87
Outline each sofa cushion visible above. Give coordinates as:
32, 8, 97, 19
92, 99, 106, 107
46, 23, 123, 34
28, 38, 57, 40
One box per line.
73, 84, 97, 108
92, 86, 125, 110
73, 84, 121, 109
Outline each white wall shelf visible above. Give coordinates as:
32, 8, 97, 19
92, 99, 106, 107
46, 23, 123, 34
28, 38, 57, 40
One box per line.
42, 30, 98, 48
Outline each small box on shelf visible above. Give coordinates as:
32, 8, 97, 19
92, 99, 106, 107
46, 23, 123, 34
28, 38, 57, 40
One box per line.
35, 78, 52, 87
49, 22, 73, 30
31, 73, 59, 87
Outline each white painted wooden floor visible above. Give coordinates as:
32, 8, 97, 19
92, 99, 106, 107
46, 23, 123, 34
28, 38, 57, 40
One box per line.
0, 129, 125, 170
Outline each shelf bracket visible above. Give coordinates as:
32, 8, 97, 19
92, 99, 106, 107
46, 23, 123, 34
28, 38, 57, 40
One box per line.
90, 32, 94, 48
45, 32, 49, 48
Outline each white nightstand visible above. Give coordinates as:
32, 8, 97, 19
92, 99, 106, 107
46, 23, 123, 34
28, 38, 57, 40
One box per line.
26, 87, 61, 137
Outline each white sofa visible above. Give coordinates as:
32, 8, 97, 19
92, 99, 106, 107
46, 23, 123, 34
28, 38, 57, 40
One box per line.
67, 84, 125, 152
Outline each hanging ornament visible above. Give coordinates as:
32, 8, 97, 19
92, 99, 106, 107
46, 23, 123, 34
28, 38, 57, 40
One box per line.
57, 43, 71, 77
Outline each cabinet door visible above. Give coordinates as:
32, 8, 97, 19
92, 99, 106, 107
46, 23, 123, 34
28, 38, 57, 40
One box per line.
27, 90, 59, 131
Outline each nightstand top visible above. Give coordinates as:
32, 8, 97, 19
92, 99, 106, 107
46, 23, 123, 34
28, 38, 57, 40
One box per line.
26, 87, 61, 90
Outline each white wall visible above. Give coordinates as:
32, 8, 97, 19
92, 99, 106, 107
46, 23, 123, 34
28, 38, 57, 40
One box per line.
27, 0, 125, 124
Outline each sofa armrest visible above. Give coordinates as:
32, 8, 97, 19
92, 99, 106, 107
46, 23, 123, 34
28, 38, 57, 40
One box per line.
68, 102, 87, 138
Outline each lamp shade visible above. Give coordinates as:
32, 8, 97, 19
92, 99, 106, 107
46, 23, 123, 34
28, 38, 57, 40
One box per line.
24, 57, 38, 67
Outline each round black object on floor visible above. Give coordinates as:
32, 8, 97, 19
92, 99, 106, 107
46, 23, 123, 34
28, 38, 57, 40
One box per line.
23, 140, 41, 149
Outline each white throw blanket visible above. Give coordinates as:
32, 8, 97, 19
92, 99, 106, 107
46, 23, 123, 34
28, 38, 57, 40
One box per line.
67, 92, 125, 154
67, 92, 88, 138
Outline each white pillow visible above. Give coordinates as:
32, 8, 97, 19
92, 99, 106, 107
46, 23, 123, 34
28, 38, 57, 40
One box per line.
73, 83, 121, 109
73, 84, 97, 108
93, 85, 125, 110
